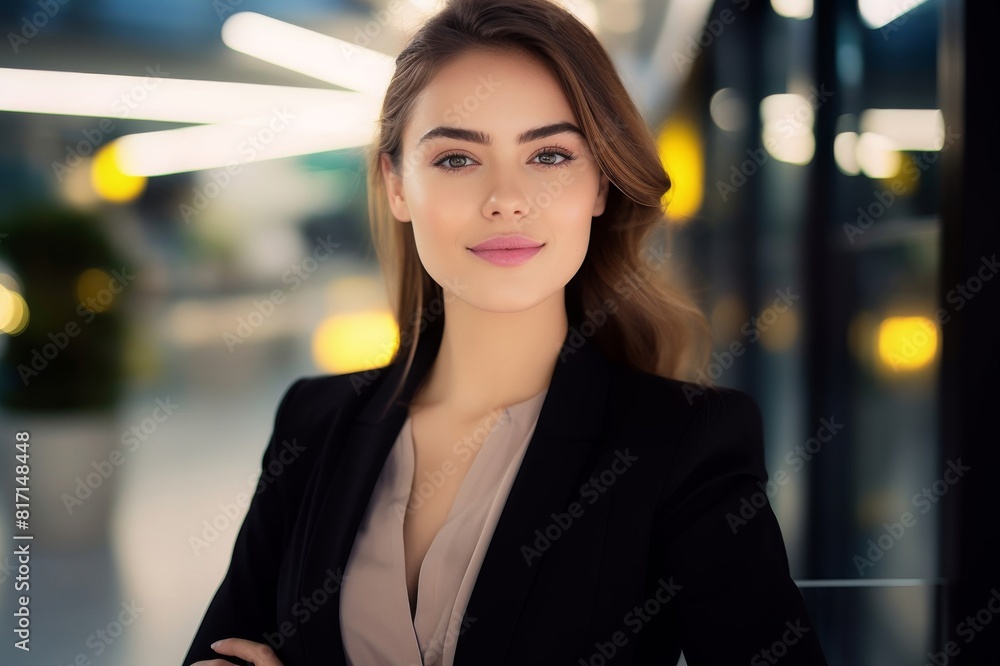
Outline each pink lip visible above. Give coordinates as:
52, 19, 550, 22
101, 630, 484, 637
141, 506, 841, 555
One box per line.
467, 235, 545, 267
468, 235, 544, 251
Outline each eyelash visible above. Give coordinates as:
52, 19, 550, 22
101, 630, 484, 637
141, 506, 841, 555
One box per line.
431, 144, 577, 173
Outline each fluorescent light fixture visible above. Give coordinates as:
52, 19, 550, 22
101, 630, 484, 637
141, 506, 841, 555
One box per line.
771, 0, 813, 20
114, 97, 380, 176
858, 0, 930, 29
0, 67, 375, 125
859, 109, 944, 151
221, 12, 395, 96
0, 11, 399, 177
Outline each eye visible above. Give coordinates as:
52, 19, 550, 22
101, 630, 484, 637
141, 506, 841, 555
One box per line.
533, 146, 577, 166
430, 144, 578, 173
432, 153, 477, 171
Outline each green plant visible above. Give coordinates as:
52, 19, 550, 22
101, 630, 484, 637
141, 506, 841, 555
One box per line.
0, 203, 128, 412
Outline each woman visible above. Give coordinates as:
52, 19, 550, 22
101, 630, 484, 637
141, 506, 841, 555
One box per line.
184, 0, 829, 664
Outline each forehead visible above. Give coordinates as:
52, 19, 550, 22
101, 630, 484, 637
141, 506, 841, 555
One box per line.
404, 48, 578, 147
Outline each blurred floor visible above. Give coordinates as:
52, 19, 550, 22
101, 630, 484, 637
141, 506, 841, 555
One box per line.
1, 362, 311, 666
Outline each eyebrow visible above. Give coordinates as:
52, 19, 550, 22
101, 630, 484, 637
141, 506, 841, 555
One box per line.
416, 121, 585, 147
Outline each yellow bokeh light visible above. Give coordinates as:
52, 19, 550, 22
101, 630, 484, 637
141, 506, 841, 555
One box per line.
0, 287, 29, 335
879, 154, 919, 195
311, 310, 400, 374
877, 316, 938, 372
657, 117, 703, 222
857, 132, 902, 179
76, 268, 115, 313
92, 142, 146, 203
0, 285, 12, 330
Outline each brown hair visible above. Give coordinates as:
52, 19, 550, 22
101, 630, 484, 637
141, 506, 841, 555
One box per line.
365, 0, 712, 410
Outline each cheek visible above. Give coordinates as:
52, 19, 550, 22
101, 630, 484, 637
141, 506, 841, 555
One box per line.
402, 174, 433, 215
548, 176, 596, 247
543, 168, 599, 212
563, 222, 593, 257
405, 180, 466, 259
548, 187, 594, 245
544, 193, 597, 240
406, 174, 472, 219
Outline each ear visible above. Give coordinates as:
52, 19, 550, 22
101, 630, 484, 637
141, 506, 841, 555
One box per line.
592, 171, 610, 217
380, 152, 412, 223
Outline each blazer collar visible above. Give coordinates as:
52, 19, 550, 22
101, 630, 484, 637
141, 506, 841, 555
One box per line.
297, 328, 613, 666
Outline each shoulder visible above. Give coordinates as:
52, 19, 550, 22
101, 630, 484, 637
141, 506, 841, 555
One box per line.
259, 364, 394, 464
245, 366, 396, 512
603, 362, 766, 510
604, 360, 763, 446
274, 360, 397, 421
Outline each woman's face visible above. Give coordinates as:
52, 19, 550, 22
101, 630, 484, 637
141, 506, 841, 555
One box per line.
381, 48, 610, 313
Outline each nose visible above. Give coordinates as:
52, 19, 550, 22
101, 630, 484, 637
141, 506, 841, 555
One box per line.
483, 179, 532, 224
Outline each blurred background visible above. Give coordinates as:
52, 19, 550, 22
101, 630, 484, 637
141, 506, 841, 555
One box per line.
0, 0, 996, 664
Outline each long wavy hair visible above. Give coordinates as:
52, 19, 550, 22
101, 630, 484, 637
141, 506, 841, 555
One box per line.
365, 0, 712, 410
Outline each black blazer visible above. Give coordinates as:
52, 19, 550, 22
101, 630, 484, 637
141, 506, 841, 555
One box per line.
183, 331, 828, 666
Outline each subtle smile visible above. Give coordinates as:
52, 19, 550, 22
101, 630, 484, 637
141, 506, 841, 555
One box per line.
467, 235, 545, 267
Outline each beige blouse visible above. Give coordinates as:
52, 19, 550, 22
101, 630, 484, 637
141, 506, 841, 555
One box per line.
339, 386, 549, 666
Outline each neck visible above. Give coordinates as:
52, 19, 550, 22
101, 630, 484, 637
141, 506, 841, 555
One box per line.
411, 289, 567, 417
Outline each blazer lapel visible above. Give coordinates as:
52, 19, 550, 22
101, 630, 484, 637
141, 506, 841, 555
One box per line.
296, 328, 612, 666
453, 337, 611, 665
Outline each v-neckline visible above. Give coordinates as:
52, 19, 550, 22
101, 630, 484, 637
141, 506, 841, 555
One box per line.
393, 386, 549, 663
400, 408, 507, 623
